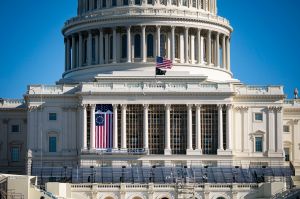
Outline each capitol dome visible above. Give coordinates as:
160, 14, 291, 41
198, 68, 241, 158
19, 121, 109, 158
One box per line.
61, 0, 233, 83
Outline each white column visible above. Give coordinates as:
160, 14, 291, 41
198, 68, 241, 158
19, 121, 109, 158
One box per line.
66, 37, 71, 70
72, 35, 76, 69
113, 104, 118, 149
242, 107, 249, 153
171, 26, 175, 63
143, 104, 149, 150
268, 107, 275, 154
113, 27, 117, 63
142, 26, 147, 62
187, 105, 193, 152
222, 35, 226, 69
88, 31, 93, 65
180, 33, 184, 63
195, 105, 202, 153
121, 104, 127, 149
226, 36, 231, 71
207, 30, 211, 65
81, 105, 87, 149
99, 29, 104, 64
197, 28, 202, 64
191, 34, 195, 64
78, 33, 83, 67
217, 104, 224, 152
127, 26, 131, 63
164, 104, 171, 155
276, 107, 283, 153
156, 26, 161, 57
184, 27, 189, 63
216, 32, 220, 67
90, 104, 96, 150
226, 104, 233, 151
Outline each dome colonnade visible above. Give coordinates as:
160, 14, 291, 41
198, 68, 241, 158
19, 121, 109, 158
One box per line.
64, 25, 231, 73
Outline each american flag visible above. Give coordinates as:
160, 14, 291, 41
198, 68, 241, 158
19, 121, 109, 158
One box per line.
156, 56, 173, 69
95, 104, 113, 149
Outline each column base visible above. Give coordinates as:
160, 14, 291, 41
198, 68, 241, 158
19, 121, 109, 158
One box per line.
186, 149, 202, 155
217, 149, 230, 155
164, 149, 172, 155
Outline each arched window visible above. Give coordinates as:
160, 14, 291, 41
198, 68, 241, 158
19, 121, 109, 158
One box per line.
121, 35, 127, 59
160, 34, 167, 57
86, 0, 90, 11
49, 136, 57, 153
112, 0, 117, 6
134, 34, 141, 58
123, 0, 129, 5
203, 38, 207, 62
135, 0, 141, 5
94, 0, 98, 9
200, 0, 204, 9
160, 0, 167, 5
175, 35, 180, 59
102, 0, 107, 8
110, 35, 113, 60
192, 0, 196, 7
216, 197, 226, 199
147, 34, 154, 58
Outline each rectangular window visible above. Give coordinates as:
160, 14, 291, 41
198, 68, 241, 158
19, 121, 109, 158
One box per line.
11, 125, 20, 133
49, 137, 57, 152
283, 125, 290, 133
102, 0, 106, 8
255, 137, 263, 152
11, 147, 20, 162
254, 113, 263, 121
49, 113, 57, 121
284, 148, 290, 161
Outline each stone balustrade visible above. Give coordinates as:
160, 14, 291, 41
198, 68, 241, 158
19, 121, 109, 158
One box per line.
234, 85, 284, 96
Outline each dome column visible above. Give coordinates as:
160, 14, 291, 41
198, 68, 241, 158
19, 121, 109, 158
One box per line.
99, 29, 104, 64
88, 31, 93, 65
184, 27, 189, 63
171, 26, 175, 63
191, 34, 195, 64
127, 27, 131, 63
72, 35, 76, 69
78, 32, 83, 67
197, 28, 202, 64
216, 32, 220, 67
156, 26, 161, 57
142, 26, 146, 62
226, 36, 231, 71
222, 34, 226, 69
113, 27, 117, 63
207, 30, 212, 66
66, 37, 71, 70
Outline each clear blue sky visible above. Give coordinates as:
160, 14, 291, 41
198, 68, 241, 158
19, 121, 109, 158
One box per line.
0, 0, 299, 99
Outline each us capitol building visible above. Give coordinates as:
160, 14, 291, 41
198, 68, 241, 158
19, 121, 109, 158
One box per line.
1, 0, 300, 198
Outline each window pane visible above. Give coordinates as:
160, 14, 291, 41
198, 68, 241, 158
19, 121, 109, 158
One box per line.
147, 0, 153, 4
255, 113, 263, 121
11, 125, 20, 133
49, 137, 57, 152
255, 137, 263, 152
123, 0, 129, 5
134, 34, 141, 58
283, 125, 290, 132
11, 147, 20, 162
121, 35, 127, 58
49, 113, 57, 121
284, 148, 290, 161
147, 34, 154, 57
135, 0, 141, 4
112, 0, 117, 6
